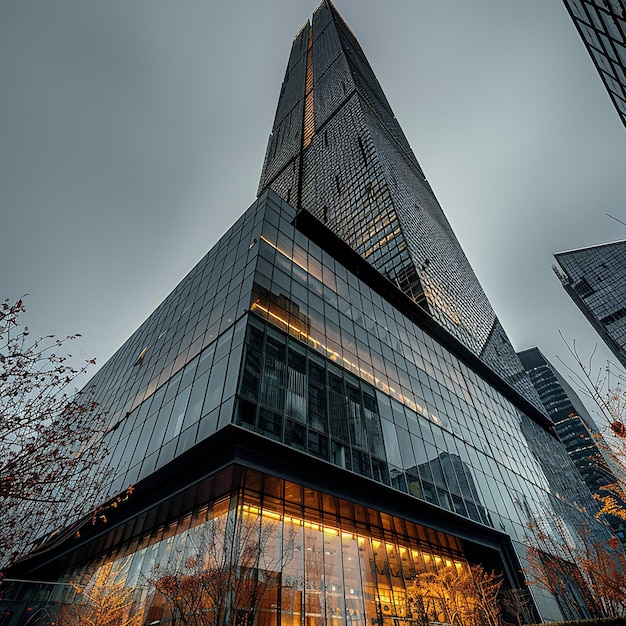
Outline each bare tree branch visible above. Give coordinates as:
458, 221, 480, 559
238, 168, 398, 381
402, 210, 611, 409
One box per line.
0, 296, 105, 568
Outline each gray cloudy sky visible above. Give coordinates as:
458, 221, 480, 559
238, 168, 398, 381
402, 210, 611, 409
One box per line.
2, 1, 626, 416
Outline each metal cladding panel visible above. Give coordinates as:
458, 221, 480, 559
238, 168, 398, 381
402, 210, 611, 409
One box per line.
311, 0, 333, 33
287, 21, 310, 73
274, 49, 307, 129
312, 49, 354, 128
299, 96, 415, 288
261, 154, 301, 209
361, 104, 479, 332
326, 4, 416, 161
258, 103, 304, 191
325, 3, 394, 121
311, 3, 342, 77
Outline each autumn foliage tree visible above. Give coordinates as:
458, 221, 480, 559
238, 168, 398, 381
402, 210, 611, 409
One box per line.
0, 296, 102, 568
525, 515, 626, 620
47, 561, 143, 626
585, 360, 626, 522
559, 339, 626, 522
406, 563, 503, 626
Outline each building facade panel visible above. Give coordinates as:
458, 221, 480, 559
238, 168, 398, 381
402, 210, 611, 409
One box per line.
563, 0, 626, 128
61, 199, 267, 512
244, 194, 602, 553
554, 240, 626, 368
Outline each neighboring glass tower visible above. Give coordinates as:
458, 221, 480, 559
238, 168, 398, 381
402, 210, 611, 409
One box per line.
3, 3, 614, 624
554, 240, 626, 369
257, 1, 541, 408
518, 346, 626, 543
562, 0, 626, 128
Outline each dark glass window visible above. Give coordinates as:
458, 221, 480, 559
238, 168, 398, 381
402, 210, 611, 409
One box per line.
259, 408, 283, 440
236, 398, 257, 428
285, 419, 306, 451
308, 430, 329, 460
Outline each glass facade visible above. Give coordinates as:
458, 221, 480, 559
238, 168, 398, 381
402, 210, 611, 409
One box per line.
74, 196, 263, 502
563, 0, 626, 128
242, 195, 606, 550
554, 240, 626, 368
3, 3, 618, 624
5, 469, 486, 626
258, 1, 543, 409
5, 191, 611, 624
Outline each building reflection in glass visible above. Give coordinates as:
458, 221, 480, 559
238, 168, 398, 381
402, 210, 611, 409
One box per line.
401, 452, 493, 528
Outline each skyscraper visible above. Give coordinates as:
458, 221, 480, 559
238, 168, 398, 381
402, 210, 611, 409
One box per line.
518, 346, 626, 543
562, 0, 626, 128
554, 239, 626, 369
258, 1, 541, 408
3, 3, 612, 624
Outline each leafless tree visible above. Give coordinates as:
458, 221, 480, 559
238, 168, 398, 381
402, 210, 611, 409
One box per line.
149, 505, 294, 626
525, 513, 626, 619
500, 588, 535, 626
557, 336, 626, 523
0, 296, 103, 568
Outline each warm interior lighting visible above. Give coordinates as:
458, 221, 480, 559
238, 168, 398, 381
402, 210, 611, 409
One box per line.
263, 510, 282, 521
303, 27, 314, 148
251, 302, 315, 346
253, 286, 448, 427
133, 347, 149, 366
254, 240, 452, 426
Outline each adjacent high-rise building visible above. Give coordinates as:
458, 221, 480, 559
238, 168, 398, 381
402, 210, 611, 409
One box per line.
518, 346, 625, 543
3, 3, 614, 624
554, 240, 626, 369
562, 0, 626, 128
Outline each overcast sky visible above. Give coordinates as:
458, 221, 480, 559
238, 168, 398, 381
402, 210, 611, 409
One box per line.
2, 1, 626, 418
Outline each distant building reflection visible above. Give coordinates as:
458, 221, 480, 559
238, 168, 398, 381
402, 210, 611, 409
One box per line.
396, 453, 493, 527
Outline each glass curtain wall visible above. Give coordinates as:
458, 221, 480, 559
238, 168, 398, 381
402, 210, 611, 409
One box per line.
38, 472, 471, 626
